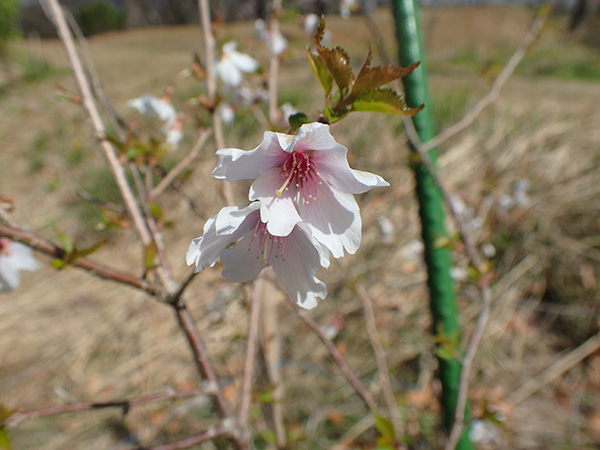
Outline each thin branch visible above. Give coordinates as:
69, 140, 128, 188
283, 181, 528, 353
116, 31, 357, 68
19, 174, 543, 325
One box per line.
62, 6, 125, 141
143, 424, 231, 450
238, 275, 263, 426
0, 223, 165, 298
44, 0, 152, 247
268, 0, 283, 125
151, 130, 212, 198
283, 295, 379, 413
355, 279, 404, 441
505, 331, 600, 408
420, 11, 549, 153
444, 283, 492, 450
5, 389, 202, 428
171, 301, 248, 449
197, 0, 233, 206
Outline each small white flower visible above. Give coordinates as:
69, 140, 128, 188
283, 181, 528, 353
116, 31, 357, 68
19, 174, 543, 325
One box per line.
216, 41, 259, 88
377, 216, 395, 244
218, 103, 235, 125
186, 202, 330, 309
164, 114, 184, 151
127, 94, 177, 129
0, 238, 39, 292
212, 122, 389, 258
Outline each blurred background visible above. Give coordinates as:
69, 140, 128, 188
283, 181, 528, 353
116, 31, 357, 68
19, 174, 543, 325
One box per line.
1, 0, 599, 449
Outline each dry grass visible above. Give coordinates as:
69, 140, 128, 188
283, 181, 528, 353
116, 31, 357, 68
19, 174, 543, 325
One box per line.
1, 5, 600, 449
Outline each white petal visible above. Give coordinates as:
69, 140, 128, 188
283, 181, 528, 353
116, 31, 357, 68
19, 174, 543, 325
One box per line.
297, 182, 361, 258
212, 131, 287, 182
296, 222, 331, 269
215, 203, 261, 236
229, 50, 259, 73
249, 168, 302, 237
313, 146, 389, 194
292, 122, 339, 152
271, 227, 327, 309
9, 242, 39, 272
128, 95, 176, 124
216, 59, 243, 87
186, 206, 259, 271
0, 257, 21, 291
220, 233, 266, 283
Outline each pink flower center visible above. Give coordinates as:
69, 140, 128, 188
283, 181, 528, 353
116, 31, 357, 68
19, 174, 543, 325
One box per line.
276, 151, 322, 204
248, 220, 288, 264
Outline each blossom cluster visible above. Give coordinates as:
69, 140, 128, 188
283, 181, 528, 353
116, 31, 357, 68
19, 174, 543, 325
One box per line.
186, 122, 388, 309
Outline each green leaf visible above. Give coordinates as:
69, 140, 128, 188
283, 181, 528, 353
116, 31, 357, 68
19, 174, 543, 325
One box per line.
258, 391, 274, 403
436, 345, 455, 361
148, 203, 163, 221
374, 414, 395, 443
55, 229, 74, 255
144, 241, 158, 270
322, 106, 348, 124
349, 48, 420, 101
73, 239, 105, 259
288, 112, 310, 131
50, 259, 67, 269
352, 88, 424, 116
0, 427, 11, 450
307, 51, 333, 97
316, 45, 354, 93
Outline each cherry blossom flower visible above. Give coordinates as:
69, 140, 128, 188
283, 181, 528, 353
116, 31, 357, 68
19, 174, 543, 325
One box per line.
186, 202, 329, 309
127, 94, 177, 129
212, 122, 389, 258
216, 41, 259, 88
0, 238, 39, 293
254, 19, 288, 56
128, 93, 183, 150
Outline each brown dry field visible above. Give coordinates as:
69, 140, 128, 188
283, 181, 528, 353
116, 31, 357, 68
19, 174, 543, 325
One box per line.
1, 5, 600, 449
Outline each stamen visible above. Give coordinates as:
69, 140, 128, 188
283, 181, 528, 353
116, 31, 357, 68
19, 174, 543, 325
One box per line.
277, 151, 322, 203
247, 221, 288, 265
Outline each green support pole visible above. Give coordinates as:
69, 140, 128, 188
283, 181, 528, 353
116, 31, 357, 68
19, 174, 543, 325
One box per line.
390, 1, 472, 448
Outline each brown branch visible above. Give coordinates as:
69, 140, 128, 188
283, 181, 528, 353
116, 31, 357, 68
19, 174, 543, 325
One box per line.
444, 283, 492, 450
505, 331, 600, 408
44, 0, 152, 247
268, 0, 283, 125
356, 282, 404, 441
238, 276, 263, 426
284, 295, 379, 413
0, 223, 165, 298
171, 301, 249, 449
143, 424, 230, 450
421, 11, 548, 153
5, 389, 202, 428
197, 0, 233, 206
151, 130, 212, 198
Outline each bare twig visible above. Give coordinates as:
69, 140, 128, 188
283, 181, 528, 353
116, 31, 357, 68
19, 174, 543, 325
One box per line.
421, 11, 548, 153
260, 279, 286, 447
44, 0, 152, 247
238, 276, 264, 426
268, 0, 283, 125
197, 0, 233, 206
356, 282, 404, 441
284, 295, 379, 413
5, 389, 203, 428
506, 331, 600, 408
62, 6, 125, 140
444, 283, 492, 450
170, 301, 248, 449
0, 223, 165, 298
330, 414, 376, 450
151, 130, 212, 198
144, 424, 231, 450
402, 13, 548, 450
